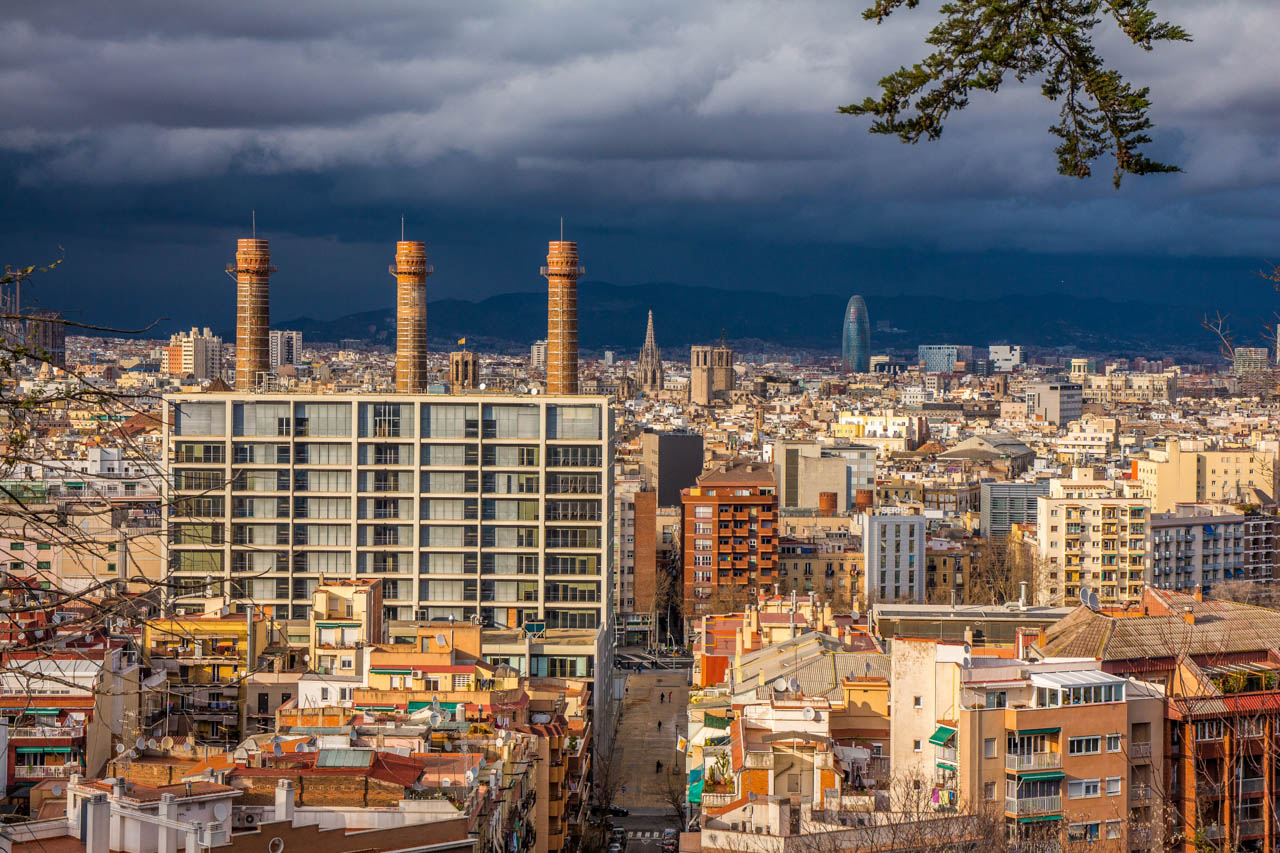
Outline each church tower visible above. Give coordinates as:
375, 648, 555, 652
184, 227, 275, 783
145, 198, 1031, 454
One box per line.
637, 309, 664, 393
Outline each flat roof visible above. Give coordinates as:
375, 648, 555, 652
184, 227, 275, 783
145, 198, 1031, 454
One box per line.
1030, 669, 1126, 689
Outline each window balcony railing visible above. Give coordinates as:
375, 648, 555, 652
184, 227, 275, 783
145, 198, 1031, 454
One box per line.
1005, 796, 1062, 816
1005, 752, 1062, 771
10, 726, 84, 739
15, 764, 81, 778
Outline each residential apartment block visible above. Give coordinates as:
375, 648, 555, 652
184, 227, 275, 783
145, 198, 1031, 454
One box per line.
1135, 439, 1278, 512
1150, 505, 1278, 593
863, 513, 926, 603
163, 393, 613, 674
1035, 473, 1151, 606
681, 461, 778, 615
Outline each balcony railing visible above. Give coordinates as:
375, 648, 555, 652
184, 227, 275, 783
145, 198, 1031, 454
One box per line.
743, 751, 773, 769
1005, 752, 1062, 772
935, 746, 957, 764
1005, 796, 1062, 816
1130, 784, 1151, 800
1241, 777, 1265, 794
1239, 818, 1265, 837
15, 764, 81, 779
1130, 742, 1151, 759
10, 726, 84, 739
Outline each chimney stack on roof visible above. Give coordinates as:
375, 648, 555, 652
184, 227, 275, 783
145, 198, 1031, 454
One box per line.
230, 238, 275, 391
543, 239, 583, 395
391, 240, 432, 393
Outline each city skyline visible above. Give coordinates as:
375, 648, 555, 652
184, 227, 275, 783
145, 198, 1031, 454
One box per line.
0, 0, 1277, 334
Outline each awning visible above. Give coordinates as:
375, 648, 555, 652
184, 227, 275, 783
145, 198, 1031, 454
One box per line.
1019, 770, 1065, 781
687, 778, 704, 804
1014, 727, 1061, 736
371, 668, 414, 675
16, 746, 71, 754
315, 622, 359, 629
936, 759, 957, 770
703, 715, 730, 730
688, 767, 704, 784
1019, 815, 1063, 823
928, 725, 957, 746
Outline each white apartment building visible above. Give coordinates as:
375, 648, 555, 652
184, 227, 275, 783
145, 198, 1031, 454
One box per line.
164, 392, 613, 675
863, 513, 925, 602
530, 340, 548, 369
269, 329, 303, 368
1149, 505, 1277, 593
1035, 473, 1151, 606
989, 345, 1023, 372
166, 327, 224, 381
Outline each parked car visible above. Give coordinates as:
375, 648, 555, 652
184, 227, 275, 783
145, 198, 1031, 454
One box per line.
662, 827, 679, 852
609, 827, 627, 849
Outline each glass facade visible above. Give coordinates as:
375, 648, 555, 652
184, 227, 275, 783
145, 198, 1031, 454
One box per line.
841, 294, 870, 373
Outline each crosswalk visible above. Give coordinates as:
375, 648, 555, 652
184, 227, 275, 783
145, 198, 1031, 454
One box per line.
627, 830, 664, 840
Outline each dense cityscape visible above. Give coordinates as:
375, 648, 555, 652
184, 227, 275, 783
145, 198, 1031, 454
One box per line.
5, 0, 1280, 851
0, 226, 1275, 853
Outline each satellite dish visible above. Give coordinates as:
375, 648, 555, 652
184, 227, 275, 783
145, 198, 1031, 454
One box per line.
477, 757, 486, 769
303, 654, 311, 663
50, 785, 63, 798
465, 769, 477, 785
147, 739, 158, 750
850, 609, 860, 622
273, 742, 283, 756
788, 678, 800, 692
479, 383, 487, 391
1089, 590, 1100, 610
773, 678, 788, 692
428, 712, 442, 727
441, 777, 452, 787
436, 633, 448, 648
115, 744, 126, 754
213, 803, 230, 821
531, 713, 551, 725
748, 792, 757, 802
802, 707, 816, 721
161, 736, 174, 750
135, 737, 146, 750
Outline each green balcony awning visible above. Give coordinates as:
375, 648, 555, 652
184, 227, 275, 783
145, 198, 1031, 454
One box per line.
371, 668, 414, 675
1019, 770, 1065, 781
1019, 815, 1063, 823
687, 778, 704, 804
16, 746, 71, 754
315, 622, 360, 629
1014, 727, 1061, 736
936, 759, 957, 770
703, 715, 730, 730
928, 725, 957, 746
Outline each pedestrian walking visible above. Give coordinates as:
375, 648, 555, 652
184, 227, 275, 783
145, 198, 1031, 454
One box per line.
657, 720, 663, 731
659, 693, 664, 704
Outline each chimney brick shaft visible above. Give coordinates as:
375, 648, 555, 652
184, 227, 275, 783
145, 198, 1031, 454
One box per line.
391, 241, 431, 393
232, 239, 273, 391
543, 240, 582, 394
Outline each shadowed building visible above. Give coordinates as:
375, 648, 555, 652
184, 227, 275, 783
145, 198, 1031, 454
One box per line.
841, 294, 870, 373
690, 332, 734, 405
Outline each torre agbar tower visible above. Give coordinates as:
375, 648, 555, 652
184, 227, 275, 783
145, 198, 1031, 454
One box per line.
543, 240, 583, 395
391, 240, 432, 392
230, 239, 275, 391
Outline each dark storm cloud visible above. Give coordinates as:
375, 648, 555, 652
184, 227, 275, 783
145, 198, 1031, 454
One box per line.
0, 0, 1277, 333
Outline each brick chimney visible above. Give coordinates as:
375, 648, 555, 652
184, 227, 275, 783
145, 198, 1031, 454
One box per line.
1194, 585, 1203, 602
1182, 606, 1195, 626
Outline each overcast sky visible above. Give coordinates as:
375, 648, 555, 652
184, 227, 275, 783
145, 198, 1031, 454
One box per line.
1, 0, 1277, 335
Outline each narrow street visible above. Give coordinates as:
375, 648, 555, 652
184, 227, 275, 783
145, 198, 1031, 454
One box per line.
611, 669, 690, 815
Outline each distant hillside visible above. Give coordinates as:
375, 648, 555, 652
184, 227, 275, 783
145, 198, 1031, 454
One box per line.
273, 281, 1216, 357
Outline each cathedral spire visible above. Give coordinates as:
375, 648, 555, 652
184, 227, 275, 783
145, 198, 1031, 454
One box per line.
637, 308, 664, 394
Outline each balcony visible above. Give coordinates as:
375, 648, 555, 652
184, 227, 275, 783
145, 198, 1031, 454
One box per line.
10, 726, 85, 740
15, 764, 82, 779
934, 746, 957, 764
548, 762, 565, 784
743, 751, 773, 769
1130, 784, 1151, 801
702, 790, 736, 808
1005, 795, 1062, 816
1005, 752, 1062, 772
1239, 819, 1265, 838
1241, 777, 1265, 795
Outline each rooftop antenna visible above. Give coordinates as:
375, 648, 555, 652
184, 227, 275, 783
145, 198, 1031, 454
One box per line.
560, 217, 564, 241
401, 216, 405, 241
252, 210, 256, 238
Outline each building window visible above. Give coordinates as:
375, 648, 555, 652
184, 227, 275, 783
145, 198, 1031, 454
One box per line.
1105, 777, 1121, 796
913, 696, 922, 709
912, 740, 922, 752
984, 691, 1007, 709
1105, 820, 1122, 840
1068, 736, 1101, 755
983, 781, 996, 801
1067, 778, 1101, 799
320, 687, 329, 701
983, 738, 996, 759
1106, 733, 1122, 752
1068, 823, 1100, 843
